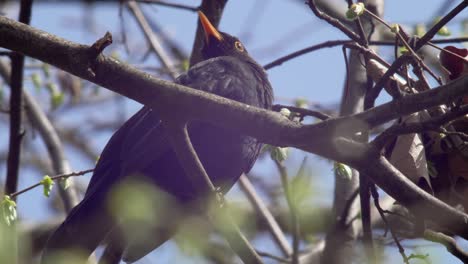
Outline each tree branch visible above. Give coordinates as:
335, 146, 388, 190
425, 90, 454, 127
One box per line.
5, 0, 33, 197
127, 0, 179, 79
239, 175, 292, 257
424, 229, 468, 263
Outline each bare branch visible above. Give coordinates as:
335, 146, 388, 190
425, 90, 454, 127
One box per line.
307, 0, 361, 42
424, 229, 468, 263
134, 0, 198, 12
127, 0, 179, 79
239, 175, 292, 257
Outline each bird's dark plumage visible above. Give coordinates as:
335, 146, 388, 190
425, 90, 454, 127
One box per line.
42, 12, 273, 263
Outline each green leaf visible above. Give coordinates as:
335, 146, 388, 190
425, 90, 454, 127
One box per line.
1, 196, 17, 226
40, 175, 55, 198
110, 51, 121, 61
437, 26, 451, 36
60, 177, 71, 190
434, 17, 451, 36
45, 82, 58, 93
51, 92, 65, 109
346, 2, 365, 20
294, 98, 308, 109
408, 253, 430, 261
0, 83, 3, 101
41, 63, 50, 78
290, 171, 312, 207
399, 46, 409, 56
462, 19, 468, 34
270, 146, 289, 162
279, 108, 291, 118
181, 60, 190, 72
334, 162, 352, 180
391, 24, 400, 34
415, 23, 427, 37
31, 73, 42, 90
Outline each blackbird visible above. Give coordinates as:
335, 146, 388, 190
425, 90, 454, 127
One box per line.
42, 11, 273, 263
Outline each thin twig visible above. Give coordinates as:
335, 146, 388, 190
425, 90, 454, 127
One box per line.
369, 37, 468, 46
364, 10, 443, 85
127, 0, 178, 79
256, 249, 290, 263
239, 174, 292, 257
263, 40, 352, 70
134, 0, 198, 12
426, 42, 468, 63
370, 185, 409, 264
307, 0, 361, 42
274, 159, 302, 264
10, 169, 94, 198
264, 39, 412, 71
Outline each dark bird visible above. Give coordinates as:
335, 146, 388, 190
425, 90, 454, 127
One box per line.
42, 11, 273, 263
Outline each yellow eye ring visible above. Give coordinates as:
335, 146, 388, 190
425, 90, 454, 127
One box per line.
234, 41, 244, 52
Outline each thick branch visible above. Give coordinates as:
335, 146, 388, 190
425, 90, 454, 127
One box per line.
359, 154, 468, 239
424, 230, 468, 263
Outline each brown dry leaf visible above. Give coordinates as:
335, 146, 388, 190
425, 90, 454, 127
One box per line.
390, 113, 432, 191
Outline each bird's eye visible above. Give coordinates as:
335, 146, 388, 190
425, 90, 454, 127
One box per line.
234, 41, 244, 52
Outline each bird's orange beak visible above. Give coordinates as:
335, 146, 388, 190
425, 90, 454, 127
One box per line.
198, 11, 223, 43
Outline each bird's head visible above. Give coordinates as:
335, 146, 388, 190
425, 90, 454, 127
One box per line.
198, 11, 250, 61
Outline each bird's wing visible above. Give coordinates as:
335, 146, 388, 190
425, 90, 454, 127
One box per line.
178, 56, 266, 173
177, 56, 264, 106
42, 106, 165, 260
